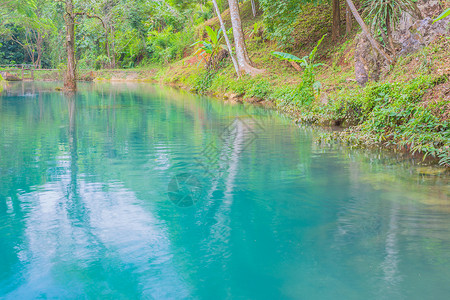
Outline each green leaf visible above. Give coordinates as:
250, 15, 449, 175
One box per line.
204, 26, 218, 45
193, 48, 206, 57
271, 51, 302, 62
190, 41, 204, 47
433, 8, 450, 23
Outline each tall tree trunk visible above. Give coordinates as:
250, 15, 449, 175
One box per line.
345, 0, 393, 63
104, 30, 110, 68
332, 0, 340, 41
110, 25, 116, 68
211, 0, 239, 77
251, 0, 256, 17
345, 2, 352, 35
36, 32, 43, 69
228, 0, 263, 76
64, 0, 77, 91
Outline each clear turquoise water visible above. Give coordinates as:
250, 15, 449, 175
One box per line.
0, 82, 449, 299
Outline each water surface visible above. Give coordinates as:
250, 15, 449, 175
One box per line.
0, 82, 449, 299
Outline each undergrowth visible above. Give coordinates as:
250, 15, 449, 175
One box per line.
315, 76, 450, 166
154, 6, 450, 167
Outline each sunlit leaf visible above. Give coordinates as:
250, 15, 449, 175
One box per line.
433, 8, 450, 23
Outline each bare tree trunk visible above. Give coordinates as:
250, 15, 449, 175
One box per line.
251, 0, 256, 17
36, 32, 43, 69
345, 0, 393, 63
332, 0, 341, 41
228, 0, 264, 76
105, 31, 110, 68
345, 2, 352, 35
211, 0, 239, 77
64, 0, 77, 91
110, 25, 116, 68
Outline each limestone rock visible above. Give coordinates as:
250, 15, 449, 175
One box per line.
354, 33, 385, 86
354, 1, 450, 85
416, 0, 442, 18
397, 17, 450, 55
393, 0, 450, 54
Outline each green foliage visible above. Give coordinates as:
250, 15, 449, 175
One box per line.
433, 8, 450, 23
94, 54, 110, 70
0, 28, 26, 65
272, 34, 326, 105
0, 0, 37, 19
363, 0, 416, 51
147, 26, 194, 64
363, 0, 416, 29
246, 79, 272, 99
0, 0, 217, 68
193, 69, 218, 94
78, 52, 95, 69
325, 76, 450, 166
57, 63, 66, 70
259, 0, 304, 47
191, 25, 229, 70
271, 52, 302, 62
0, 0, 55, 67
247, 22, 265, 42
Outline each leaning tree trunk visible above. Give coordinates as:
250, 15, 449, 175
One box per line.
345, 0, 393, 63
332, 0, 341, 41
64, 0, 77, 91
212, 0, 239, 77
228, 0, 264, 76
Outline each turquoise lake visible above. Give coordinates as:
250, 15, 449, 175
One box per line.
0, 82, 449, 299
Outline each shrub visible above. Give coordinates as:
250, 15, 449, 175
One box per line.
272, 34, 326, 105
147, 26, 195, 64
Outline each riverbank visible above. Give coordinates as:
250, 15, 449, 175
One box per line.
14, 31, 449, 167
10, 1, 449, 166
144, 0, 449, 166
149, 33, 449, 167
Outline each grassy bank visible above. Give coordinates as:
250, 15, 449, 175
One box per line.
149, 1, 449, 166
11, 1, 448, 166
